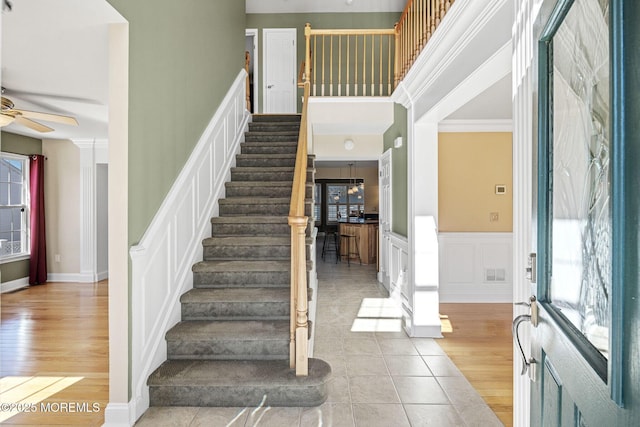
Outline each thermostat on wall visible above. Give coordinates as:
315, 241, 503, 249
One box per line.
495, 185, 507, 194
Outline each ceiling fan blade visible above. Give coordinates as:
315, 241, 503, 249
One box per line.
14, 116, 54, 133
15, 109, 78, 126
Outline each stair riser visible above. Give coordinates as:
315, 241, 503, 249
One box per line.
252, 114, 301, 123
231, 170, 293, 182
182, 301, 289, 320
167, 339, 288, 360
235, 157, 296, 168
219, 203, 312, 217
149, 383, 327, 407
204, 244, 311, 260
248, 123, 300, 132
210, 222, 290, 236
224, 185, 292, 198
204, 244, 288, 260
220, 203, 289, 216
230, 170, 314, 182
245, 134, 298, 143
193, 271, 290, 287
241, 144, 298, 155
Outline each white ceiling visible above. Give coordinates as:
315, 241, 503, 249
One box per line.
445, 73, 512, 120
1, 0, 124, 140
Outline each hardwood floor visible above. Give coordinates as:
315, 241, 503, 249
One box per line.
438, 303, 514, 426
0, 281, 108, 426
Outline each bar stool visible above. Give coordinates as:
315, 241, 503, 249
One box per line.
340, 231, 361, 266
321, 224, 339, 263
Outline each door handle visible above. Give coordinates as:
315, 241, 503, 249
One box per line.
513, 295, 538, 378
267, 84, 275, 89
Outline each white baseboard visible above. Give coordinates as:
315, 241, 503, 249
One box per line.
47, 273, 97, 283
1, 277, 29, 294
102, 402, 134, 426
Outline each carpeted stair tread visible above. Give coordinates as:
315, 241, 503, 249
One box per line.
181, 287, 289, 304
251, 114, 301, 122
166, 319, 289, 340
193, 260, 290, 273
147, 359, 330, 407
203, 236, 290, 247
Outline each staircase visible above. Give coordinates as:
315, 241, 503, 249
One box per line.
147, 114, 330, 407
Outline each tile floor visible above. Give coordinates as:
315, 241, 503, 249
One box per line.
136, 240, 504, 426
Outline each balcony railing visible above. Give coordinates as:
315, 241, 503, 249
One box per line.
301, 0, 455, 96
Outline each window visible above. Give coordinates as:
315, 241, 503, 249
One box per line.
0, 153, 29, 260
326, 182, 364, 222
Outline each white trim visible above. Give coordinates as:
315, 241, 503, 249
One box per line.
309, 96, 393, 104
438, 119, 513, 132
102, 402, 133, 427
129, 69, 249, 422
0, 253, 30, 264
0, 277, 29, 293
246, 28, 259, 113
47, 272, 97, 283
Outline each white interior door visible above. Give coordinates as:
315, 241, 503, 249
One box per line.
263, 28, 296, 113
378, 150, 392, 287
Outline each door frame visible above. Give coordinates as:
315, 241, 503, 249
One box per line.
245, 29, 259, 114
262, 28, 297, 114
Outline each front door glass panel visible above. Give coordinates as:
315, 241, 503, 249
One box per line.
549, 0, 610, 358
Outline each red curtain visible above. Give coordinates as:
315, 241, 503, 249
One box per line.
29, 155, 47, 285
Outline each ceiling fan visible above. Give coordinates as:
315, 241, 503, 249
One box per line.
0, 87, 79, 133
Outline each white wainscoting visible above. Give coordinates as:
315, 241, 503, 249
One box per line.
387, 232, 410, 320
438, 232, 513, 303
128, 70, 249, 421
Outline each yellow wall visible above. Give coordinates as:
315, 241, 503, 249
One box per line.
438, 132, 512, 232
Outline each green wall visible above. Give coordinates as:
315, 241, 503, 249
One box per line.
0, 132, 42, 283
246, 12, 400, 112
383, 103, 408, 237
107, 0, 246, 247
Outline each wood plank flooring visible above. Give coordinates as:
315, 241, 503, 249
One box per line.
438, 303, 514, 426
0, 282, 108, 426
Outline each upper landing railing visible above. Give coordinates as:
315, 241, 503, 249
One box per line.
300, 0, 455, 95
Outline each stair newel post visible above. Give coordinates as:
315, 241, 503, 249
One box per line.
289, 215, 309, 376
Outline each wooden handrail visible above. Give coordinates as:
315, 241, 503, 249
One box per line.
288, 81, 311, 376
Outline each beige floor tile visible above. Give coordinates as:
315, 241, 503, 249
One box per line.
352, 403, 410, 427
244, 406, 301, 427
377, 338, 419, 355
422, 355, 464, 377
348, 376, 400, 403
404, 404, 466, 427
383, 355, 433, 376
345, 354, 389, 376
300, 403, 355, 427
133, 407, 198, 426
392, 376, 450, 404
189, 407, 248, 427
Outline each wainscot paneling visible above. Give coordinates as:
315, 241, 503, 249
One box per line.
438, 232, 513, 303
129, 70, 250, 420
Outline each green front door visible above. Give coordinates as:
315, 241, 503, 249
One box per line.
527, 0, 640, 425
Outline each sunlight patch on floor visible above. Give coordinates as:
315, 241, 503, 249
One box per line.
351, 298, 403, 332
440, 314, 454, 333
0, 376, 83, 422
